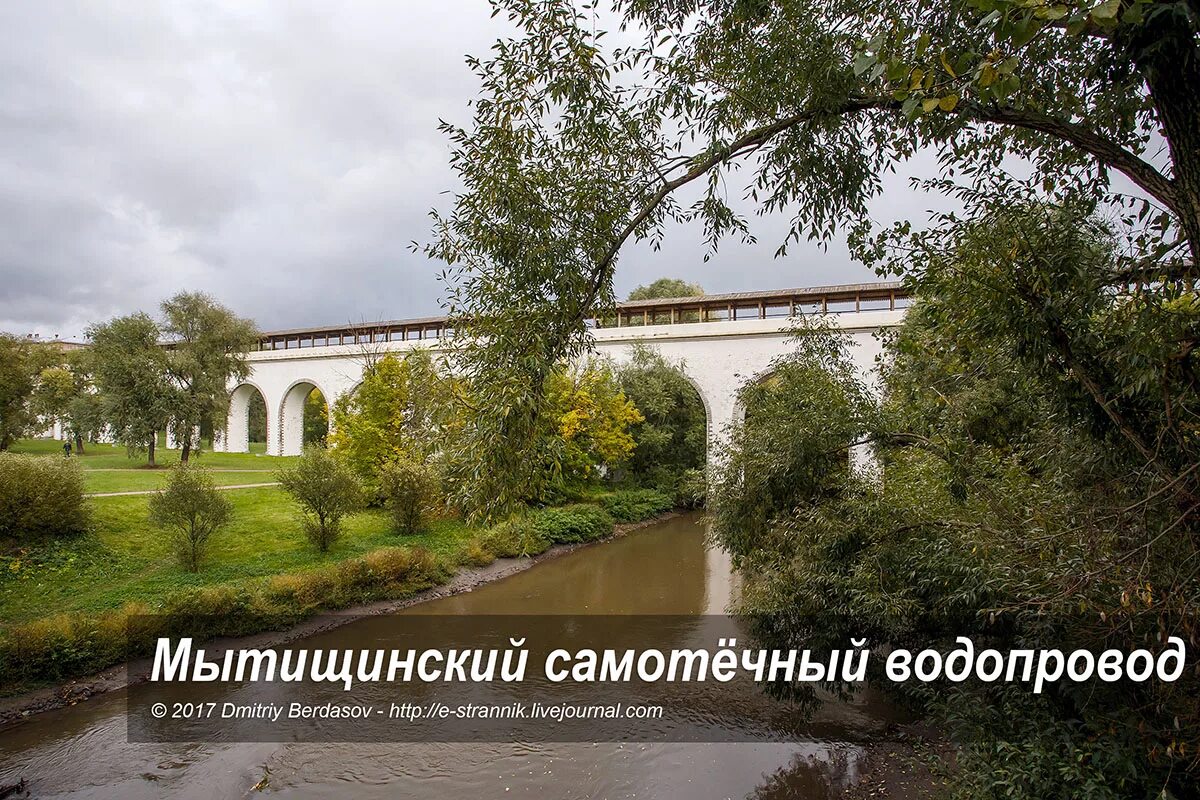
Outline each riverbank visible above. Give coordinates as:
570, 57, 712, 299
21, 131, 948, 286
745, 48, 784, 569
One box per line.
0, 511, 681, 727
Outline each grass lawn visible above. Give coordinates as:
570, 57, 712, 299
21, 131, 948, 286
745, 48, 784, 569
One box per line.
11, 438, 289, 493
82, 470, 278, 494
0, 485, 480, 625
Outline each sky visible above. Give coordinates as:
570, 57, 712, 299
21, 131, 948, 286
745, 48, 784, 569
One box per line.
0, 1, 948, 340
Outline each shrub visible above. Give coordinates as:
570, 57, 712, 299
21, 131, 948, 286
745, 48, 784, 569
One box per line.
532, 504, 614, 544
598, 489, 674, 522
148, 464, 232, 571
459, 538, 495, 567
480, 518, 551, 558
675, 468, 707, 509
0, 453, 89, 545
379, 458, 437, 535
277, 447, 363, 551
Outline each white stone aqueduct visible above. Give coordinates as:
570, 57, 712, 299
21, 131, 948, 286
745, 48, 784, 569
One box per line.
211, 283, 909, 468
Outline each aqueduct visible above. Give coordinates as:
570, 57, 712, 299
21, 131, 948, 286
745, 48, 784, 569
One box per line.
212, 282, 910, 466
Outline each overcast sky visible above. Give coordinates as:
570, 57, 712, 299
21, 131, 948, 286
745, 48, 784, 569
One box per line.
0, 1, 947, 340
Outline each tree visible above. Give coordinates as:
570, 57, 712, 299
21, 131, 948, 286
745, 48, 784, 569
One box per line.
425, 0, 1199, 512
0, 335, 37, 450
303, 388, 328, 447
328, 350, 455, 493
616, 344, 707, 489
379, 457, 437, 535
277, 447, 363, 552
545, 360, 643, 485
31, 351, 102, 453
159, 292, 259, 463
148, 464, 232, 572
86, 313, 175, 466
626, 278, 704, 301
712, 204, 1199, 797
248, 390, 267, 444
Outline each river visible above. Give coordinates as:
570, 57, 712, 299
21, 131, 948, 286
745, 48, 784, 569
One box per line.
0, 512, 906, 799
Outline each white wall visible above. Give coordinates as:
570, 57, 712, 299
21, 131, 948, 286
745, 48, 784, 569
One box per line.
217, 310, 904, 460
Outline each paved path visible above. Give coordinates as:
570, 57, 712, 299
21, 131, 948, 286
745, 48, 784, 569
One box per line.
87, 482, 280, 498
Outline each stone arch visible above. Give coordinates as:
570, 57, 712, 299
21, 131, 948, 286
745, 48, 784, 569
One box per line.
223, 381, 268, 454
278, 379, 331, 456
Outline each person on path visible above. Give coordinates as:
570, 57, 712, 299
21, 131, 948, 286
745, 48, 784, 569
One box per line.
63, 439, 72, 458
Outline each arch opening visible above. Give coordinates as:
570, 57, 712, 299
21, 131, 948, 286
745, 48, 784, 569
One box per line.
279, 380, 330, 456
612, 347, 709, 490
225, 383, 268, 454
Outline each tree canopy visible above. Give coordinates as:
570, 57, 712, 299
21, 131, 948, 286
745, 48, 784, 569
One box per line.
159, 291, 259, 462
626, 278, 704, 300
86, 313, 175, 466
426, 0, 1199, 515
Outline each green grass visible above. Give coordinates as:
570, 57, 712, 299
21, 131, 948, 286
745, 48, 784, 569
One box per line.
82, 470, 278, 494
0, 485, 479, 625
11, 438, 289, 493
12, 437, 286, 469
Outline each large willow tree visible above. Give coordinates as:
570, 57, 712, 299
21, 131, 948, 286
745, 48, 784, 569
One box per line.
427, 0, 1198, 517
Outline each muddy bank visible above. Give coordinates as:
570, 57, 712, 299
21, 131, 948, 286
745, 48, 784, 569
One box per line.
842, 722, 954, 800
0, 512, 681, 728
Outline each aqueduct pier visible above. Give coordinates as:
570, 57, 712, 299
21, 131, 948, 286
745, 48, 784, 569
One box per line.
212, 282, 911, 465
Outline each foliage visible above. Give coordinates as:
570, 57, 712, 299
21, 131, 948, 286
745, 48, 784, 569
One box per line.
0, 453, 89, 545
247, 389, 267, 443
328, 350, 456, 496
531, 503, 614, 544
303, 388, 328, 447
425, 0, 1199, 534
441, 359, 642, 519
599, 488, 674, 522
627, 278, 704, 300
712, 204, 1200, 797
545, 360, 643, 485
31, 351, 104, 453
86, 312, 176, 466
478, 517, 551, 559
277, 447, 363, 552
674, 468, 707, 509
159, 291, 259, 463
711, 319, 875, 558
616, 344, 706, 490
380, 457, 438, 536
0, 335, 49, 450
147, 465, 233, 572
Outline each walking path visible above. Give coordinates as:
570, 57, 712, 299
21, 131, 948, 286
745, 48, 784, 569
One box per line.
86, 482, 280, 498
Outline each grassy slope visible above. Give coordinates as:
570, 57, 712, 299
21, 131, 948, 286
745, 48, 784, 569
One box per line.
1, 441, 480, 627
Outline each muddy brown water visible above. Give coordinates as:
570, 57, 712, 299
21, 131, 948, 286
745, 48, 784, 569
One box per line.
0, 513, 906, 799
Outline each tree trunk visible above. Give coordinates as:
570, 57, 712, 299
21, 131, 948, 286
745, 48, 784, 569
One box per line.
181, 438, 192, 464
1135, 11, 1200, 270
74, 431, 85, 454
148, 436, 156, 467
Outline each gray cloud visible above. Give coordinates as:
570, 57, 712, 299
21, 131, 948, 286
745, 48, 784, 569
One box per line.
0, 2, 940, 340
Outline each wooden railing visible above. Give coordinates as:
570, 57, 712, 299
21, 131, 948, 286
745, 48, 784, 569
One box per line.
253, 281, 910, 352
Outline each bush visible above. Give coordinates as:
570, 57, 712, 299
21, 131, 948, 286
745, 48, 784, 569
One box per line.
0, 453, 89, 544
598, 489, 674, 522
379, 458, 437, 535
277, 447, 363, 551
148, 465, 232, 571
675, 468, 707, 509
479, 518, 551, 558
532, 504, 614, 544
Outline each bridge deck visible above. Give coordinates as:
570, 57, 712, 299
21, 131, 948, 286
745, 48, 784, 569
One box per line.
254, 281, 910, 351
